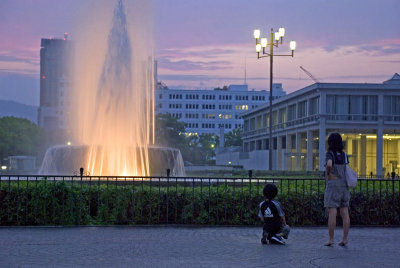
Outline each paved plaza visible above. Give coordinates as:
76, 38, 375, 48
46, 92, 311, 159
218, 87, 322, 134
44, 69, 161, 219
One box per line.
0, 226, 399, 268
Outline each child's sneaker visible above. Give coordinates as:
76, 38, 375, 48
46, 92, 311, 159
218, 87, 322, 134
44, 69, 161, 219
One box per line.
261, 237, 268, 245
280, 233, 288, 239
261, 231, 268, 245
269, 234, 285, 245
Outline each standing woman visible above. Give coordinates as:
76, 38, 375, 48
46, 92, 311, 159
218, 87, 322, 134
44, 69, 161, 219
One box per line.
324, 133, 350, 246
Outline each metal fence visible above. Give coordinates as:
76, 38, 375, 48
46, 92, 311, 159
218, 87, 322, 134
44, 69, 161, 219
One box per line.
0, 175, 399, 226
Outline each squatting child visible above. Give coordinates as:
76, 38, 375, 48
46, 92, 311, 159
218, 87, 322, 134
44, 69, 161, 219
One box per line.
258, 183, 290, 245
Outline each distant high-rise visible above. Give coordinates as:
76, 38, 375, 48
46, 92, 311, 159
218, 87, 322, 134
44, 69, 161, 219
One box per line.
38, 35, 72, 146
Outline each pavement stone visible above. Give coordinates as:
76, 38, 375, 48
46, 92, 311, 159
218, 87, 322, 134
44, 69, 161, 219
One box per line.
0, 226, 399, 268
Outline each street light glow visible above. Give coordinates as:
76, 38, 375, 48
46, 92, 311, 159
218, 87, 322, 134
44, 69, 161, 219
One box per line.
261, 38, 267, 48
253, 29, 261, 39
256, 44, 262, 52
279, 27, 285, 38
275, 31, 280, 41
290, 40, 296, 51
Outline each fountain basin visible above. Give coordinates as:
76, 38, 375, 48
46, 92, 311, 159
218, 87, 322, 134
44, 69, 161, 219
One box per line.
39, 145, 185, 177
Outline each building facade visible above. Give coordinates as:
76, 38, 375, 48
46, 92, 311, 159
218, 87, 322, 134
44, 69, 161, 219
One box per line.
155, 84, 286, 136
240, 74, 400, 176
38, 35, 72, 146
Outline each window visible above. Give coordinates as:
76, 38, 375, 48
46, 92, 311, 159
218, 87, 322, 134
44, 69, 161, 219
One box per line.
288, 104, 296, 121
298, 101, 307, 118
384, 96, 400, 121
327, 95, 377, 120
309, 97, 319, 115
278, 108, 287, 124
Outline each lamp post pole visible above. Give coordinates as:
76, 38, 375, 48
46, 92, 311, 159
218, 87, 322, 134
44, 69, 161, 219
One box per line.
253, 27, 296, 170
268, 29, 274, 171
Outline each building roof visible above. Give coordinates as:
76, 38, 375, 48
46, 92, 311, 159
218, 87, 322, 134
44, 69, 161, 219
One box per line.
241, 73, 400, 117
383, 73, 400, 84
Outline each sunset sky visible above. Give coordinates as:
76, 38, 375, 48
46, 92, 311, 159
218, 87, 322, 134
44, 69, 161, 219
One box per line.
0, 0, 399, 106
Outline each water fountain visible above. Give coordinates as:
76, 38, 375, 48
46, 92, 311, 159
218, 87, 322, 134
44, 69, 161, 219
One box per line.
39, 0, 185, 176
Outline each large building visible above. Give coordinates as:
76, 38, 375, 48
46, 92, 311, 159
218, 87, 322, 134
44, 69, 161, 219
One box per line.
154, 84, 286, 136
38, 35, 72, 146
234, 73, 400, 176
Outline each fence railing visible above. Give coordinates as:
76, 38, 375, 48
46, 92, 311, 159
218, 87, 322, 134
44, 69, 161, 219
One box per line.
0, 175, 399, 226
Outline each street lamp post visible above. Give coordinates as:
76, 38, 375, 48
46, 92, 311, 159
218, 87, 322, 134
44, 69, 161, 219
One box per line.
253, 27, 296, 170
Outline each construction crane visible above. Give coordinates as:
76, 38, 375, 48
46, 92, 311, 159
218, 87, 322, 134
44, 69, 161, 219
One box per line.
300, 66, 320, 83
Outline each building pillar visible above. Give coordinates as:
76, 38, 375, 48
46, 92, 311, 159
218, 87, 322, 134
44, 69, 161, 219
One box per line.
277, 136, 282, 170
346, 137, 353, 169
286, 133, 292, 171
296, 132, 301, 170
397, 141, 400, 173
360, 135, 367, 175
376, 124, 383, 177
307, 129, 313, 171
318, 116, 326, 171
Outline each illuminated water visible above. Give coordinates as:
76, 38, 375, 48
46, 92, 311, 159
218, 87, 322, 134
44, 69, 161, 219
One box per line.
39, 0, 185, 176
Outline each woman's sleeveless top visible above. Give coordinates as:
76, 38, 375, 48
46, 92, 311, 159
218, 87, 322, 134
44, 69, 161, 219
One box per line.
326, 150, 348, 187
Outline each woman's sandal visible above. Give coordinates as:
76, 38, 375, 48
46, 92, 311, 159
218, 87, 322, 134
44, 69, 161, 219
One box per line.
338, 241, 348, 246
324, 242, 334, 246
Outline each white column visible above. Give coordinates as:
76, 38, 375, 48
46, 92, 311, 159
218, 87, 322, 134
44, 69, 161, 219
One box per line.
318, 92, 326, 171
360, 135, 367, 175
307, 129, 313, 171
376, 94, 384, 177
296, 132, 301, 170
277, 136, 282, 170
318, 117, 326, 171
286, 133, 292, 171
377, 125, 383, 177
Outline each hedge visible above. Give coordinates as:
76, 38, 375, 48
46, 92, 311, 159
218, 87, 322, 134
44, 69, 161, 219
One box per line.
0, 179, 399, 226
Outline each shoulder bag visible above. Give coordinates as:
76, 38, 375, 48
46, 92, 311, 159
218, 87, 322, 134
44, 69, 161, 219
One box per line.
344, 152, 357, 188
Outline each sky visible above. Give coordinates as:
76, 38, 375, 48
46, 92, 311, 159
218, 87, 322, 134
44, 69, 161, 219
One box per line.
0, 0, 399, 106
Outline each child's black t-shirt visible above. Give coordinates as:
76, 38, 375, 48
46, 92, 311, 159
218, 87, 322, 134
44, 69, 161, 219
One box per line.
258, 200, 284, 233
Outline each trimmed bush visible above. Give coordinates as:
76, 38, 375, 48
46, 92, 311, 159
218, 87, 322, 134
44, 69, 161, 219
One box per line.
0, 179, 399, 226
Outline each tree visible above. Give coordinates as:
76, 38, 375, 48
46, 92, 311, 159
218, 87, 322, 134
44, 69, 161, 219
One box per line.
154, 113, 186, 148
197, 134, 218, 164
224, 128, 243, 147
154, 114, 218, 165
0, 117, 43, 163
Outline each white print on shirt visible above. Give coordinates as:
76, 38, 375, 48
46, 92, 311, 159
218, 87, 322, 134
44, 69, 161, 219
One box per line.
264, 207, 274, 218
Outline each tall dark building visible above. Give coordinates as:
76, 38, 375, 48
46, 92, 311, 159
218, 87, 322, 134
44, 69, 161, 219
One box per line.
38, 34, 72, 147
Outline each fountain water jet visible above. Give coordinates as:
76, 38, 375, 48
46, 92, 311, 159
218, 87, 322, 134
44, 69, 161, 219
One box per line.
39, 0, 185, 176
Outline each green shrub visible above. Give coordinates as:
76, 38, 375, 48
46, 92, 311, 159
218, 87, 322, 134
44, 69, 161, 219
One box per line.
0, 179, 399, 226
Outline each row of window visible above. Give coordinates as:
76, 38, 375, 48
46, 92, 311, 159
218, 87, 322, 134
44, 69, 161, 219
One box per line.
219, 104, 232, 110
219, 95, 232, 100
188, 123, 241, 129
160, 94, 268, 101
244, 94, 400, 133
160, 104, 247, 111
252, 96, 265, 101
202, 104, 216, 110
171, 113, 182, 119
168, 94, 183, 99
186, 123, 199, 128
219, 114, 232, 119
202, 114, 215, 119
169, 104, 182, 109
187, 123, 236, 129
186, 113, 199, 119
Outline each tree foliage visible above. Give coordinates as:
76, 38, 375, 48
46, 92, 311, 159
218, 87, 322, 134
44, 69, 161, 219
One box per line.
0, 117, 43, 163
224, 128, 243, 147
154, 114, 218, 164
154, 113, 186, 148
